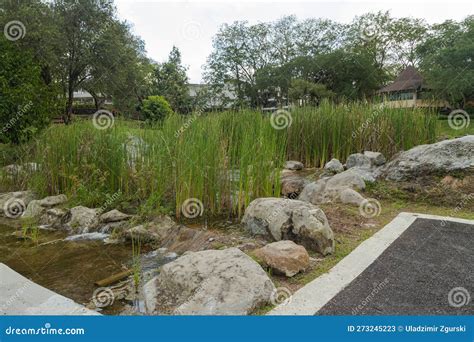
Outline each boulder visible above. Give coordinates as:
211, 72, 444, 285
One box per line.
346, 153, 371, 169
42, 208, 70, 228
124, 216, 214, 253
363, 151, 386, 166
284, 160, 304, 170
345, 167, 376, 183
298, 179, 327, 204
254, 240, 309, 277
99, 209, 131, 223
21, 195, 67, 219
339, 188, 366, 206
281, 175, 309, 198
38, 194, 67, 208
376, 136, 474, 181
143, 248, 275, 315
22, 200, 43, 219
242, 198, 334, 255
325, 169, 366, 191
324, 158, 344, 174
65, 206, 99, 234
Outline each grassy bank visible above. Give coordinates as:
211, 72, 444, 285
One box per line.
1, 104, 438, 218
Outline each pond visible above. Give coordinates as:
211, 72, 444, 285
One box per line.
0, 223, 168, 315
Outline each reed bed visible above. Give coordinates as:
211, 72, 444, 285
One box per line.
4, 104, 437, 219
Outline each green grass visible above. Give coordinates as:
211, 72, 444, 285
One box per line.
437, 119, 474, 139
1, 104, 439, 219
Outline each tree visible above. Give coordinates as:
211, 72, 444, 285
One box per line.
288, 79, 334, 106
141, 96, 174, 123
418, 16, 474, 107
0, 38, 60, 144
153, 47, 191, 113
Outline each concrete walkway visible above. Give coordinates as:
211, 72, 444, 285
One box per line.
0, 263, 100, 315
269, 212, 474, 315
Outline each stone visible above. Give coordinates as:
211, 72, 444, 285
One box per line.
281, 176, 309, 198
143, 248, 275, 315
65, 206, 99, 234
124, 216, 214, 253
298, 179, 327, 204
339, 188, 365, 206
346, 153, 371, 169
364, 151, 386, 166
42, 208, 70, 229
38, 194, 67, 208
325, 169, 366, 191
324, 159, 344, 174
254, 240, 309, 277
21, 200, 43, 219
242, 198, 334, 255
284, 161, 304, 170
376, 136, 474, 181
99, 209, 132, 223
345, 167, 376, 183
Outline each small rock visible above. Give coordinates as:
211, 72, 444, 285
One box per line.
254, 240, 309, 277
339, 188, 365, 206
99, 209, 132, 223
66, 206, 100, 234
38, 194, 67, 208
284, 161, 304, 170
324, 159, 344, 174
346, 153, 371, 169
364, 151, 386, 166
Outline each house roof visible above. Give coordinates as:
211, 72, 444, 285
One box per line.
379, 66, 424, 93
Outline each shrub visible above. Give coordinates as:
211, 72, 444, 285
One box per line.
141, 96, 174, 123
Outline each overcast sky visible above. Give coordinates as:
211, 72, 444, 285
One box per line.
115, 0, 473, 83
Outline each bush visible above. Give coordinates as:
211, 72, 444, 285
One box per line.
141, 96, 174, 123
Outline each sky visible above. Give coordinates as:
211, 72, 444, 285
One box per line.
115, 0, 474, 83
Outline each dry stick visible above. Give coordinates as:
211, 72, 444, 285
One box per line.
95, 269, 133, 287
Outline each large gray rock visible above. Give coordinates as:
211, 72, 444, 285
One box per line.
346, 153, 371, 169
242, 198, 334, 255
363, 151, 386, 166
298, 179, 327, 204
254, 240, 309, 277
325, 169, 366, 191
324, 158, 344, 174
376, 136, 474, 181
65, 206, 99, 234
22, 195, 68, 219
143, 248, 275, 315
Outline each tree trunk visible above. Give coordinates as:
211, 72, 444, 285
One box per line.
64, 85, 74, 125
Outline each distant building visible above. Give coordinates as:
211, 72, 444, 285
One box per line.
72, 90, 112, 106
378, 66, 446, 109
188, 83, 237, 109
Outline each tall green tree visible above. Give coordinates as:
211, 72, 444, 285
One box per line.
153, 46, 191, 113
